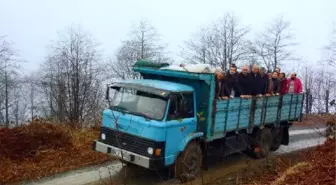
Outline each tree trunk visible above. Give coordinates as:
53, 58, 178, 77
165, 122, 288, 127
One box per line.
274, 46, 277, 71
305, 89, 310, 114
141, 31, 145, 59
15, 99, 19, 126
30, 84, 34, 121
325, 90, 329, 113
5, 70, 9, 127
308, 94, 313, 113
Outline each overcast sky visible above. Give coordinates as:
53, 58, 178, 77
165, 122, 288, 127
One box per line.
1, 0, 335, 72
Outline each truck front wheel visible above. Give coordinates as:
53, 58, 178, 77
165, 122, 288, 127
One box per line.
175, 141, 202, 182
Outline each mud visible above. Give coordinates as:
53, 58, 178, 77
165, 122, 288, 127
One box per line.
88, 148, 312, 185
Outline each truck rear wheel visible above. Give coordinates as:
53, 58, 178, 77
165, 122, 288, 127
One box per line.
251, 128, 272, 158
270, 126, 283, 151
175, 141, 202, 183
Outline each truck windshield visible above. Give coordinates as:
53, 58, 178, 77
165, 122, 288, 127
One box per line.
110, 87, 167, 120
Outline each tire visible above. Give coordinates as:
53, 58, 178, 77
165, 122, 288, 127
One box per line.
270, 126, 283, 151
175, 141, 203, 183
251, 128, 272, 158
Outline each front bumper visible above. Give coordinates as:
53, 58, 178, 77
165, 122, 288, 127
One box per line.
92, 140, 165, 170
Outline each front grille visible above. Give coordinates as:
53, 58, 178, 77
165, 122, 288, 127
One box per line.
99, 126, 165, 158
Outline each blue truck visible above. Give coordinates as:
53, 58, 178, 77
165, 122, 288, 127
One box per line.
92, 60, 304, 182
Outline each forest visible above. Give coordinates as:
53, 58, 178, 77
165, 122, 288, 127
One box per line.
0, 14, 335, 127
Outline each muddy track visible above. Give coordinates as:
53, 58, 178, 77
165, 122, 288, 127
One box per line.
89, 148, 318, 185
88, 126, 325, 185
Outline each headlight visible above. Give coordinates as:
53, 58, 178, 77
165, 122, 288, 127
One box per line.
101, 133, 106, 140
147, 147, 154, 155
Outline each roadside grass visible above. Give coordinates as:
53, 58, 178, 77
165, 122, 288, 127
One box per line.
293, 113, 336, 126
0, 119, 110, 185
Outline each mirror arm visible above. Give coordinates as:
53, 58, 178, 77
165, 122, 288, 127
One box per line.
105, 84, 110, 101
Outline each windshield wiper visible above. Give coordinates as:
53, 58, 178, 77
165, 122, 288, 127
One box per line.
110, 105, 129, 114
131, 112, 151, 121
110, 106, 151, 120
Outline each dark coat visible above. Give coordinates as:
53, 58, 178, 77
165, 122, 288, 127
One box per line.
267, 79, 273, 94
215, 78, 230, 98
259, 74, 269, 95
250, 72, 262, 95
272, 78, 280, 94
237, 73, 252, 95
226, 72, 240, 97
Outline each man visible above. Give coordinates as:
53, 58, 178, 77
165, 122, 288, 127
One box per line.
250, 64, 262, 96
267, 73, 274, 96
214, 68, 229, 100
259, 67, 269, 95
226, 63, 240, 97
237, 65, 252, 98
275, 67, 280, 73
279, 72, 288, 95
272, 71, 280, 95
287, 72, 303, 94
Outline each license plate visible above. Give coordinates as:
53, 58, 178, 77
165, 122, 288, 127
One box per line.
114, 149, 122, 157
113, 149, 129, 161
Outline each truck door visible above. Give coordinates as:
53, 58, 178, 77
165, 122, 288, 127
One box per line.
164, 92, 197, 166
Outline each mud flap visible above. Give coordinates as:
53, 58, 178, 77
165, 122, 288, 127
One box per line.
281, 126, 289, 145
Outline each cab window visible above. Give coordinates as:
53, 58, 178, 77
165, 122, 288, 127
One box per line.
167, 93, 194, 120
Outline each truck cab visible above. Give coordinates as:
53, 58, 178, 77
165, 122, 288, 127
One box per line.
94, 79, 200, 171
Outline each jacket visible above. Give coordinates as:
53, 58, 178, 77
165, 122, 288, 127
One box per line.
237, 73, 252, 95
287, 78, 303, 94
215, 78, 230, 98
259, 74, 269, 95
226, 72, 240, 97
272, 78, 280, 94
267, 79, 273, 95
250, 72, 262, 95
279, 79, 289, 95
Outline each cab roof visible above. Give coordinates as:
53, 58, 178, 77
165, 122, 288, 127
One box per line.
114, 79, 194, 92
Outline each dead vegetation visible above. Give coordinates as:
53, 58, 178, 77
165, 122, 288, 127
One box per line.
326, 115, 336, 138
251, 115, 336, 185
0, 119, 110, 185
254, 138, 335, 185
293, 113, 336, 126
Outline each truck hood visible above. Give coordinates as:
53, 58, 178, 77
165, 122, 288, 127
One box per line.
102, 109, 166, 142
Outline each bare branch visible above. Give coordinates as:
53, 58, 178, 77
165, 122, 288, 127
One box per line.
109, 21, 171, 80
38, 24, 104, 124
181, 13, 250, 71
253, 15, 298, 71
324, 26, 336, 68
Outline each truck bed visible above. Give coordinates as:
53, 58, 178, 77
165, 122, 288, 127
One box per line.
133, 64, 304, 142
209, 94, 304, 140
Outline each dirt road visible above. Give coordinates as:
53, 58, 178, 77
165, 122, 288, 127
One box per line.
86, 125, 326, 185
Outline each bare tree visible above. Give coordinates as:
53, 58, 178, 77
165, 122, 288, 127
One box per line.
301, 62, 336, 114
182, 13, 250, 71
109, 21, 170, 80
11, 78, 29, 126
19, 73, 40, 121
180, 28, 212, 65
252, 15, 298, 72
325, 27, 336, 68
40, 25, 104, 125
0, 36, 20, 127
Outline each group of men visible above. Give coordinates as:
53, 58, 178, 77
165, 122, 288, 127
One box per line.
214, 64, 303, 100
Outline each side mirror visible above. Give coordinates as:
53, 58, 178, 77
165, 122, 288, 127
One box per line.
105, 85, 110, 101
